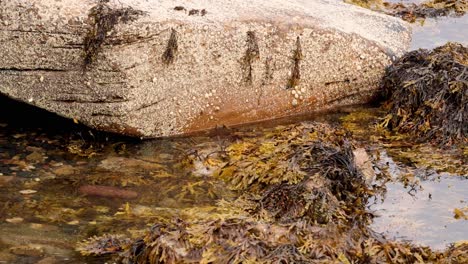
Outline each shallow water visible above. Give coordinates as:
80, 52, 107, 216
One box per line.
379, 0, 468, 49
1, 102, 466, 263
370, 151, 468, 250
410, 15, 468, 50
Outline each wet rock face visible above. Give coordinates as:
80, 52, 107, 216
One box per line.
0, 0, 411, 138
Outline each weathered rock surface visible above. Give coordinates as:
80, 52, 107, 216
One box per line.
0, 0, 411, 137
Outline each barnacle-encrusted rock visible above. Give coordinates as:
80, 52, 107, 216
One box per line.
0, 0, 410, 137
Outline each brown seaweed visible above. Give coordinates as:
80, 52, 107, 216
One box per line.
380, 42, 467, 145
345, 0, 467, 22
83, 0, 144, 67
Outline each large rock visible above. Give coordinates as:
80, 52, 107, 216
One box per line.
0, 0, 411, 137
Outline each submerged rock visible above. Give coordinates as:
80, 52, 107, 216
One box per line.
79, 185, 139, 199
0, 0, 410, 137
9, 245, 45, 257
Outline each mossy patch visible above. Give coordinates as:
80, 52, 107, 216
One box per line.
83, 0, 144, 67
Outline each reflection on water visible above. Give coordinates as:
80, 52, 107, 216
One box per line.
410, 15, 468, 50
370, 151, 468, 250
374, 0, 468, 50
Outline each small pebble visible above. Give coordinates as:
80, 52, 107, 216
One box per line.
67, 220, 80, 225
6, 217, 24, 224
30, 223, 44, 229
19, 189, 37, 195
10, 245, 44, 257
292, 99, 298, 106
300, 87, 306, 93
39, 76, 44, 82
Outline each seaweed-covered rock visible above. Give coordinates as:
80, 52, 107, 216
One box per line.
381, 42, 467, 145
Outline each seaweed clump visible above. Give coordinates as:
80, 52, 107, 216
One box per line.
83, 0, 144, 67
380, 42, 467, 145
345, 0, 467, 22
384, 0, 467, 23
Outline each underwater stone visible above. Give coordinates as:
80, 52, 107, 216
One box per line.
79, 185, 139, 199
0, 0, 411, 137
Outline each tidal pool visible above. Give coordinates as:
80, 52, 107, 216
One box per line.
1, 99, 466, 263
370, 151, 468, 250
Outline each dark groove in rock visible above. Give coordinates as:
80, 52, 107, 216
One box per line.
242, 31, 260, 85
262, 56, 273, 85
83, 0, 145, 67
286, 36, 303, 89
0, 67, 66, 72
162, 29, 178, 65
